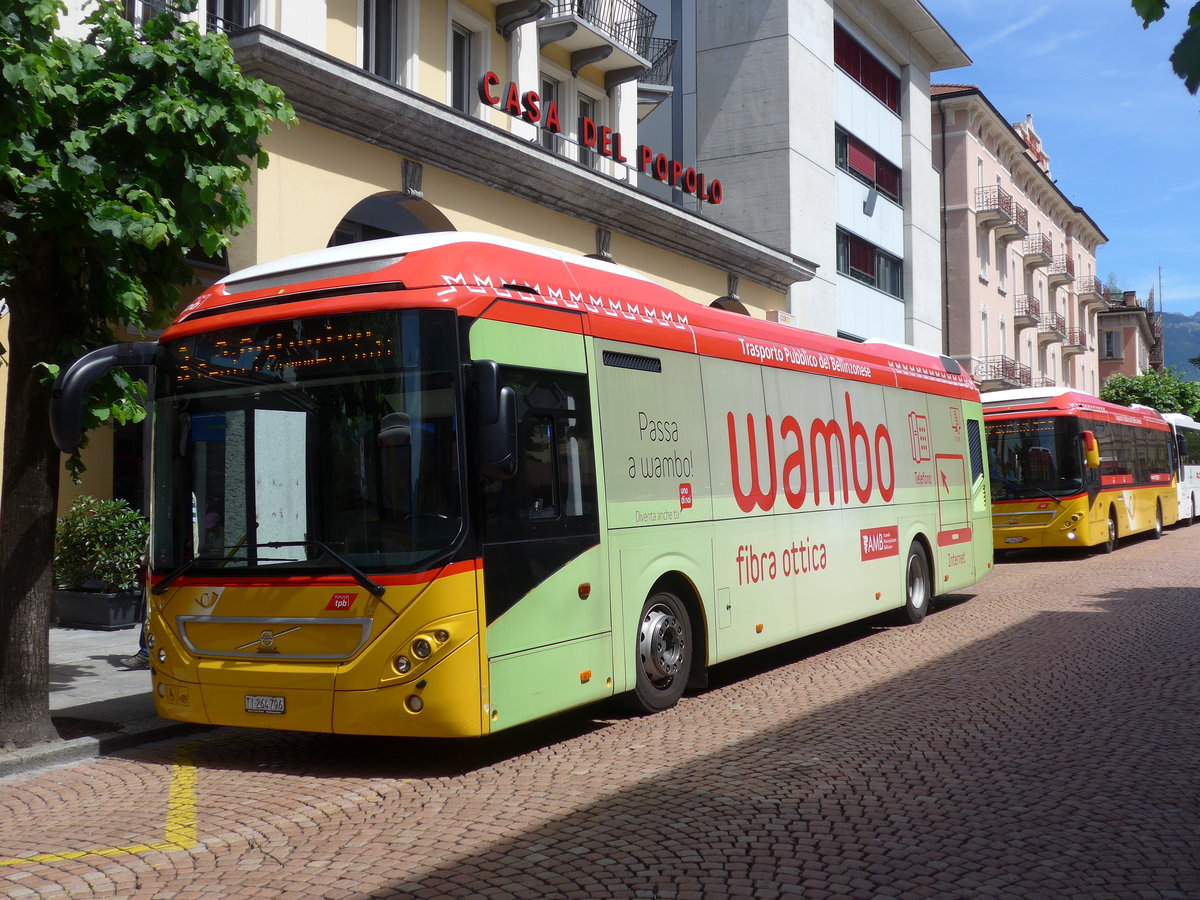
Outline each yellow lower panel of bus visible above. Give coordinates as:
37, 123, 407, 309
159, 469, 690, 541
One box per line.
333, 636, 484, 737
152, 636, 485, 737
487, 632, 612, 732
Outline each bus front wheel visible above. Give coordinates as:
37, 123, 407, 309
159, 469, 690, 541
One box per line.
629, 591, 692, 713
1099, 511, 1118, 554
891, 542, 931, 625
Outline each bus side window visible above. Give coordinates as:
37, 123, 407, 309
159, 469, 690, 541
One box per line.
482, 368, 598, 542
523, 415, 557, 518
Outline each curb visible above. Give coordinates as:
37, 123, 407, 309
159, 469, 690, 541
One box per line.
0, 719, 210, 782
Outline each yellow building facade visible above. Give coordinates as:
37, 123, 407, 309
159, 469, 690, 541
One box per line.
26, 0, 815, 512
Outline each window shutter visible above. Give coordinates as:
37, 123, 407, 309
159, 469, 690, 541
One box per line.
849, 236, 875, 278
847, 137, 875, 181
875, 158, 900, 200
834, 25, 858, 75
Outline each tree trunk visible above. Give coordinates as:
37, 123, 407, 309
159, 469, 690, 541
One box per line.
0, 278, 65, 748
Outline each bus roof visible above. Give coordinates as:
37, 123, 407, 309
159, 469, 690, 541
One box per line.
1162, 411, 1200, 429
982, 388, 1169, 429
168, 232, 979, 401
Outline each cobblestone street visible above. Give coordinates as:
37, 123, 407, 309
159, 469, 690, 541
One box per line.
2, 527, 1199, 899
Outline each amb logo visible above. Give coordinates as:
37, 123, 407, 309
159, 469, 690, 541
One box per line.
727, 392, 896, 512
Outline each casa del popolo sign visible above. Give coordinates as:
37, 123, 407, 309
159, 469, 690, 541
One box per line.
478, 73, 724, 205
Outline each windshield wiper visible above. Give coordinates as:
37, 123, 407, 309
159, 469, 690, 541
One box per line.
998, 480, 1063, 505
261, 540, 386, 597
151, 554, 236, 595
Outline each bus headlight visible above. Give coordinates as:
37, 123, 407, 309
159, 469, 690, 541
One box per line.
412, 638, 432, 659
394, 655, 411, 674
156, 648, 167, 664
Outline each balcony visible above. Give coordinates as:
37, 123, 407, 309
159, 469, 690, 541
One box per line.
975, 185, 1014, 229
1047, 254, 1075, 289
1013, 294, 1040, 329
1023, 233, 1053, 269
976, 355, 1031, 390
1032, 376, 1056, 388
1077, 275, 1108, 312
636, 35, 677, 120
1061, 328, 1088, 356
1037, 311, 1066, 344
539, 0, 657, 86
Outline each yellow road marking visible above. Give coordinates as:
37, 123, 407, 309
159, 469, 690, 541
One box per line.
0, 740, 199, 867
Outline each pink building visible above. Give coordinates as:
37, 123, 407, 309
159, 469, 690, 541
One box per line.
1098, 290, 1164, 380
932, 86, 1107, 395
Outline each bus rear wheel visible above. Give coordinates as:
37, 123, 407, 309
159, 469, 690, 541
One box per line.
1152, 502, 1164, 539
891, 542, 931, 625
629, 591, 692, 713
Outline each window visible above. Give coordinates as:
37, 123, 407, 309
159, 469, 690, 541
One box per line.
540, 75, 561, 153
837, 230, 902, 299
451, 23, 474, 112
978, 229, 990, 280
578, 92, 599, 168
998, 248, 1007, 292
206, 0, 245, 32
1102, 331, 1121, 359
360, 0, 403, 84
981, 310, 989, 358
124, 1, 175, 27
835, 130, 902, 203
833, 24, 900, 113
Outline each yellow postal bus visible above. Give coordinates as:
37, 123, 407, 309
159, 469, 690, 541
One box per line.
984, 388, 1176, 553
51, 233, 993, 737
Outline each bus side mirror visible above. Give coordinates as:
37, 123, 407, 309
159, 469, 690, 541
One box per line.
472, 360, 517, 480
49, 342, 159, 454
1081, 430, 1101, 469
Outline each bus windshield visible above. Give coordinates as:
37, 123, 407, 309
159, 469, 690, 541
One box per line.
986, 415, 1085, 500
150, 309, 464, 576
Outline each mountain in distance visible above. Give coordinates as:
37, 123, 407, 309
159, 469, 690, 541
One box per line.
1161, 312, 1200, 381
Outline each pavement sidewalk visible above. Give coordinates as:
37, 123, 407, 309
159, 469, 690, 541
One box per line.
0, 625, 202, 780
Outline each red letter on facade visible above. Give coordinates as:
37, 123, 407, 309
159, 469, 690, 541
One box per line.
581, 117, 598, 149
503, 81, 523, 117
522, 91, 541, 124
479, 71, 500, 106
544, 100, 561, 134
638, 144, 653, 172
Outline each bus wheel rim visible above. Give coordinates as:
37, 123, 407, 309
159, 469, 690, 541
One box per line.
907, 552, 928, 610
639, 605, 684, 684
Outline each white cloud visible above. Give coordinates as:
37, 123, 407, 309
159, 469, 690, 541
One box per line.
971, 8, 1051, 51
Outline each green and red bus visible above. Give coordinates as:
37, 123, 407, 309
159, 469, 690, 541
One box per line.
51, 233, 993, 737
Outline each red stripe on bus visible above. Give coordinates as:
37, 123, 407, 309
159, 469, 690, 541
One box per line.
937, 527, 972, 546
149, 558, 480, 591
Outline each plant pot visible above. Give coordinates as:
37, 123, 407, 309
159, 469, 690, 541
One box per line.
52, 589, 143, 630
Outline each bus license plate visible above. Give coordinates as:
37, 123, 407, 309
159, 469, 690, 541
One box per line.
245, 694, 285, 715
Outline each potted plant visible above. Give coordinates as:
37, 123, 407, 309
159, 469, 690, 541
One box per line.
52, 495, 149, 630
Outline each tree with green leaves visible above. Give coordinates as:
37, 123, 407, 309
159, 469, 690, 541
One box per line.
0, 0, 292, 748
1099, 366, 1200, 417
1132, 0, 1200, 93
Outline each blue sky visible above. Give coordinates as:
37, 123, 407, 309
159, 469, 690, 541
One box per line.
926, 0, 1200, 316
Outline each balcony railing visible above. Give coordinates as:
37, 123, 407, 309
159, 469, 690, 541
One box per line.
1032, 376, 1056, 388
1062, 328, 1088, 354
1047, 254, 1075, 287
1023, 233, 1053, 266
550, 0, 656, 58
1038, 311, 1067, 342
639, 35, 676, 86
975, 185, 1014, 225
977, 355, 1031, 389
1013, 294, 1040, 327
